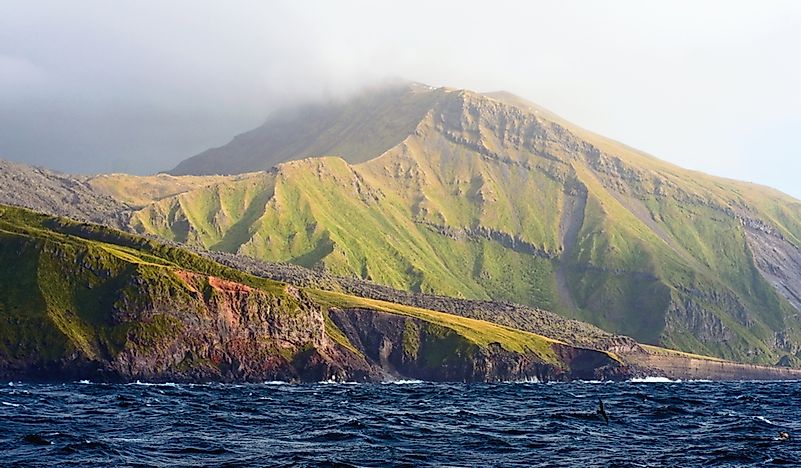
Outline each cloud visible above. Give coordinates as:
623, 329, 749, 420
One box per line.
0, 55, 48, 98
0, 0, 799, 197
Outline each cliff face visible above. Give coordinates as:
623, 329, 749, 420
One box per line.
0, 204, 362, 382
328, 307, 625, 382
100, 270, 371, 383
0, 213, 360, 381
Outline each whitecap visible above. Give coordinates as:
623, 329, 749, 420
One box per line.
509, 377, 541, 384
1, 401, 20, 407
381, 379, 424, 385
317, 379, 360, 385
756, 415, 777, 425
262, 381, 289, 385
78, 380, 91, 384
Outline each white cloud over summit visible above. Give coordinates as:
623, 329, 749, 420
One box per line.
0, 0, 799, 197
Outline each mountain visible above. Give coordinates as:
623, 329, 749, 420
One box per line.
131, 83, 801, 366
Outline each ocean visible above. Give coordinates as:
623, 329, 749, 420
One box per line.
1, 379, 799, 466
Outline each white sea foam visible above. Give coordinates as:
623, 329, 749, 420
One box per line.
78, 380, 91, 384
629, 376, 678, 383
382, 379, 424, 385
262, 381, 289, 385
2, 401, 20, 407
129, 381, 180, 387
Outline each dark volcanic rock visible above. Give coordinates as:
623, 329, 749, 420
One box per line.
0, 159, 131, 227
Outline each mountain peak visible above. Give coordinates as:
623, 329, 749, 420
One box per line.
169, 83, 444, 176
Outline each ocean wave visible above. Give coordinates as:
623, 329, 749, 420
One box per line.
4, 381, 801, 466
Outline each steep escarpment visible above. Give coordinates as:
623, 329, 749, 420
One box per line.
0, 205, 365, 381
105, 270, 373, 382
744, 218, 801, 312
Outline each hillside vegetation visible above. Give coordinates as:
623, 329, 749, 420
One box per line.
1, 204, 624, 382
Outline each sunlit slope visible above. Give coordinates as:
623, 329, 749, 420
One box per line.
135, 85, 801, 365
85, 173, 261, 208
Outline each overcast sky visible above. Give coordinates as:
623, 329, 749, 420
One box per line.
1, 1, 800, 198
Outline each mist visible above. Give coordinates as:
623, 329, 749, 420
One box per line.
1, 0, 800, 198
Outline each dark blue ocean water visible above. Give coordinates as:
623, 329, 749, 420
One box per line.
1, 379, 799, 467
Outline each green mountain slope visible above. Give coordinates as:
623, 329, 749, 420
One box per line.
130, 84, 801, 365
2, 204, 634, 382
